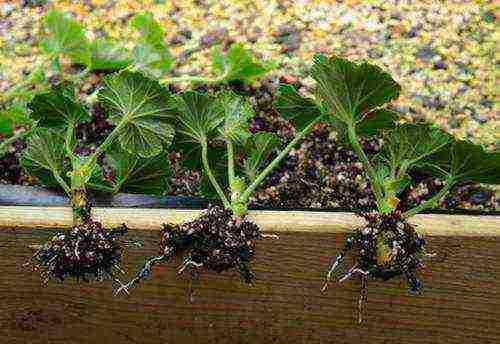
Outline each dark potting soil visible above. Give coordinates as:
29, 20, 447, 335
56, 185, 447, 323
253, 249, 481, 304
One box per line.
114, 205, 262, 297
27, 220, 128, 284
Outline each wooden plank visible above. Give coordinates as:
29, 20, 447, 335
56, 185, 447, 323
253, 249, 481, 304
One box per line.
0, 206, 500, 236
0, 229, 499, 344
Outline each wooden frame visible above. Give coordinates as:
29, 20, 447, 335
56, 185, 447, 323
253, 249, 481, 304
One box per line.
0, 206, 499, 236
1, 206, 499, 343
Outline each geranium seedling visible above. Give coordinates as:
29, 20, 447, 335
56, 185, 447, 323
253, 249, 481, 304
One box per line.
276, 54, 500, 323
1, 10, 273, 143
159, 43, 274, 85
115, 89, 325, 297
20, 71, 175, 287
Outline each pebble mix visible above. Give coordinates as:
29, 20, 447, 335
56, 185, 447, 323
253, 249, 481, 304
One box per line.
1, 0, 497, 146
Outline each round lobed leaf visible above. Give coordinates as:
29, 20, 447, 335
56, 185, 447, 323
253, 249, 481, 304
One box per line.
98, 71, 176, 158
28, 83, 89, 128
311, 54, 401, 125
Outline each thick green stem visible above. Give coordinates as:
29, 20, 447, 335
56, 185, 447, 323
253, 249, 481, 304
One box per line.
71, 181, 90, 226
70, 147, 94, 226
201, 139, 231, 208
346, 124, 386, 213
402, 178, 456, 218
69, 120, 126, 222
240, 116, 324, 203
226, 140, 247, 217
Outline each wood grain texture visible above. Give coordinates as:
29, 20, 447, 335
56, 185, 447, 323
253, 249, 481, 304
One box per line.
1, 206, 500, 236
0, 228, 499, 344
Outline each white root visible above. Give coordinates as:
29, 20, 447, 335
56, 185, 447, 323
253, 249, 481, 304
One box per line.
322, 253, 343, 292
339, 265, 369, 283
177, 259, 203, 275
261, 233, 279, 239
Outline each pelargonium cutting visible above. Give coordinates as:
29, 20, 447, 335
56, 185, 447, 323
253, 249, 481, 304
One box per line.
277, 54, 500, 323
19, 71, 176, 286
116, 88, 324, 297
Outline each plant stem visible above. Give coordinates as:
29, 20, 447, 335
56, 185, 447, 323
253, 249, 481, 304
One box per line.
65, 123, 75, 160
346, 123, 386, 213
72, 120, 126, 204
227, 140, 235, 185
226, 140, 248, 217
240, 116, 324, 203
402, 177, 456, 218
201, 139, 231, 208
52, 170, 71, 196
84, 121, 125, 172
160, 72, 228, 85
71, 182, 89, 226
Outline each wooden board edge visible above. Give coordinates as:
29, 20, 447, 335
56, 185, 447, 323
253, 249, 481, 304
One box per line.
0, 206, 499, 236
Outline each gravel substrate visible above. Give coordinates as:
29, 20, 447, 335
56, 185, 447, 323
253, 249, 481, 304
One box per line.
1, 0, 497, 145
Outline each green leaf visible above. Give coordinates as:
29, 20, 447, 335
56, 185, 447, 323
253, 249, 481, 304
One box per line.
374, 163, 411, 195
28, 83, 89, 127
356, 109, 399, 137
428, 140, 500, 184
173, 91, 224, 145
87, 164, 115, 193
0, 119, 12, 136
378, 123, 452, 172
130, 12, 172, 77
241, 132, 281, 182
88, 38, 132, 71
40, 10, 91, 67
211, 45, 226, 75
98, 71, 176, 158
311, 54, 401, 125
20, 128, 70, 188
103, 146, 172, 195
326, 108, 399, 144
212, 43, 270, 83
170, 91, 225, 175
0, 106, 32, 136
274, 84, 324, 131
217, 92, 254, 143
